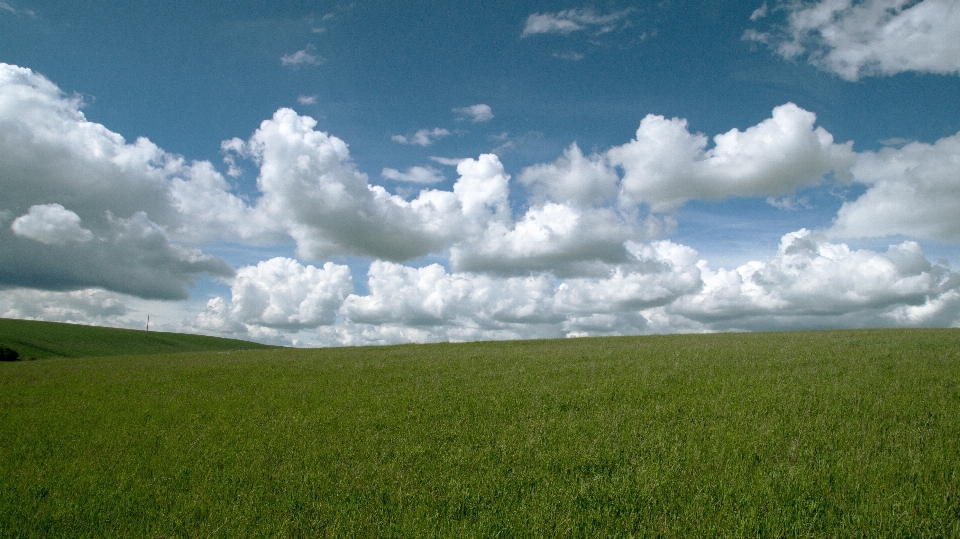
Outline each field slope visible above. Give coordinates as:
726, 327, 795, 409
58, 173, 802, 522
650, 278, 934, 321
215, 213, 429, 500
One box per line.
1, 328, 959, 537
0, 317, 277, 359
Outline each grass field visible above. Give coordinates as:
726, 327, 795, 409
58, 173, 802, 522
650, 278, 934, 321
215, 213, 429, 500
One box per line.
0, 318, 278, 359
1, 327, 959, 537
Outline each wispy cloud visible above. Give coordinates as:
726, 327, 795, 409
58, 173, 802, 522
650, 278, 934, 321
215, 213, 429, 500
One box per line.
297, 95, 318, 105
521, 8, 634, 38
381, 165, 445, 184
429, 156, 467, 166
0, 1, 36, 17
281, 45, 324, 67
453, 104, 493, 123
392, 128, 451, 146
745, 0, 960, 80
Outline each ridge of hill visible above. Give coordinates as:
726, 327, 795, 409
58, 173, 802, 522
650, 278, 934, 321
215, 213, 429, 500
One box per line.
0, 318, 277, 359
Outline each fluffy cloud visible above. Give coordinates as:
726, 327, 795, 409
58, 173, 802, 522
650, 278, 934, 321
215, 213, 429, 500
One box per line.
453, 104, 493, 123
521, 8, 634, 37
12, 203, 94, 245
2, 210, 232, 299
196, 240, 704, 344
449, 203, 664, 277
747, 0, 960, 80
668, 229, 960, 330
519, 143, 619, 205
193, 229, 960, 346
606, 103, 853, 211
246, 111, 510, 260
391, 128, 451, 146
828, 131, 960, 240
0, 63, 237, 299
195, 257, 353, 333
381, 165, 445, 184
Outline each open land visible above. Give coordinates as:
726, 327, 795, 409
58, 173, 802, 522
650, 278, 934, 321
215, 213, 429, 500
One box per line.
1, 321, 959, 537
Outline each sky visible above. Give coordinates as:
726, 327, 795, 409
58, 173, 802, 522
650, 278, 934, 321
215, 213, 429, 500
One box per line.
1, 0, 959, 346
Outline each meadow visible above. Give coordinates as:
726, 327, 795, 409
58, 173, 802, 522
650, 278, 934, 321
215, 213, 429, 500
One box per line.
1, 323, 959, 537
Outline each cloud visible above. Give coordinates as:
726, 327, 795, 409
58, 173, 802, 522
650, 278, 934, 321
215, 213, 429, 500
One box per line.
449, 203, 657, 277
0, 63, 237, 299
519, 143, 619, 205
391, 128, 451, 146
668, 229, 960, 331
606, 103, 854, 211
746, 0, 960, 80
188, 227, 958, 344
281, 45, 324, 67
521, 8, 634, 37
195, 257, 353, 332
828, 131, 960, 240
453, 104, 493, 123
0, 288, 128, 325
210, 240, 702, 343
297, 95, 318, 105
430, 156, 468, 166
381, 165, 445, 184
0, 1, 35, 17
243, 110, 512, 261
11, 203, 94, 245
210, 104, 857, 278
750, 3, 768, 21
766, 195, 811, 211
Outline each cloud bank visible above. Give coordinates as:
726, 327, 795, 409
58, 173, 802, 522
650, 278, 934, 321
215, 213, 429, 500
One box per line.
2, 62, 959, 344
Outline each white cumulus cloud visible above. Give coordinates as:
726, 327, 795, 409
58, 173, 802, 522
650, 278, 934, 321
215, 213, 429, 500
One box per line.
828, 131, 960, 241
519, 143, 619, 205
668, 229, 960, 330
606, 103, 854, 211
11, 203, 94, 245
0, 63, 236, 299
196, 257, 353, 333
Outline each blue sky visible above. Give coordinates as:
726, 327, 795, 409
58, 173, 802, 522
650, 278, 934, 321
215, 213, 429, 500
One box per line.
1, 0, 959, 345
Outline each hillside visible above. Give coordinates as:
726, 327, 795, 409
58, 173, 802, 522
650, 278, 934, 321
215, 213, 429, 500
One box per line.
0, 318, 277, 359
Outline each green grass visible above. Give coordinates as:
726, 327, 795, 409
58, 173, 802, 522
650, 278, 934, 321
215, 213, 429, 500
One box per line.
0, 318, 277, 359
2, 328, 959, 536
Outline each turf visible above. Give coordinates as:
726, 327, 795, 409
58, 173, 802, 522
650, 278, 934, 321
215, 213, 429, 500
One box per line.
1, 328, 959, 537
0, 318, 277, 359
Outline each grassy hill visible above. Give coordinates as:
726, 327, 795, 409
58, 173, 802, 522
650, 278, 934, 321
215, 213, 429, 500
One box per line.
1, 328, 959, 536
0, 317, 277, 359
